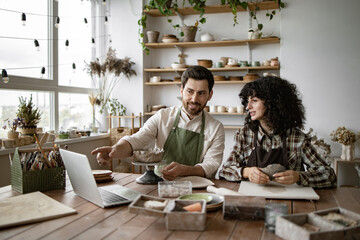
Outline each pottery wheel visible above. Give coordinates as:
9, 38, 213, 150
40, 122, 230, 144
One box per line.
132, 162, 163, 185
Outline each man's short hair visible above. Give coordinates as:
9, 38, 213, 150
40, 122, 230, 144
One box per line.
181, 65, 214, 92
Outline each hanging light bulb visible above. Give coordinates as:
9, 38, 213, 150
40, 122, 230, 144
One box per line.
55, 16, 60, 28
72, 63, 76, 73
41, 67, 46, 78
21, 13, 26, 26
102, 0, 106, 5
2, 69, 9, 83
65, 39, 69, 49
104, 16, 108, 25
34, 39, 40, 51
92, 38, 96, 48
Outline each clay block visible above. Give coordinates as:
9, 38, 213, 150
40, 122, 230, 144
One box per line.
223, 195, 266, 220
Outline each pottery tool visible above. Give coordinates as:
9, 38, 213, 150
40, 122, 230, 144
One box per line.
34, 134, 51, 168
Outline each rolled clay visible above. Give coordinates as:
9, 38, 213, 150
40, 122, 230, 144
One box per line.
260, 164, 286, 180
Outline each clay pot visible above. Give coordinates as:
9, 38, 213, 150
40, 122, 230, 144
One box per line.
19, 126, 37, 135
181, 26, 197, 42
147, 31, 160, 43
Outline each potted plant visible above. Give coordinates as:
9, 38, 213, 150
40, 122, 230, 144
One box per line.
330, 126, 360, 161
2, 117, 24, 140
138, 0, 207, 53
16, 94, 41, 135
107, 98, 127, 116
221, 0, 284, 38
85, 47, 136, 131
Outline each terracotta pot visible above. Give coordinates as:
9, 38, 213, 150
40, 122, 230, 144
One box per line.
181, 26, 197, 42
19, 126, 37, 135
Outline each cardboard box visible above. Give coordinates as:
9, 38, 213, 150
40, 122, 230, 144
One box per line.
276, 208, 360, 240
223, 195, 266, 220
129, 194, 206, 231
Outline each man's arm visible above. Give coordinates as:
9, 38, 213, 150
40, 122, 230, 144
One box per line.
91, 139, 133, 166
161, 163, 205, 181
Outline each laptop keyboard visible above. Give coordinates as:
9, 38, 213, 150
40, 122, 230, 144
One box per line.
99, 188, 128, 206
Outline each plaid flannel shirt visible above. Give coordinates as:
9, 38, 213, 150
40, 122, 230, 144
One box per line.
219, 125, 337, 188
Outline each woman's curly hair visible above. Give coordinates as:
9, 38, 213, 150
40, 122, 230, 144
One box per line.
239, 76, 306, 135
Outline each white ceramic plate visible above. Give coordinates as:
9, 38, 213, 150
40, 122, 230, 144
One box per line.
92, 170, 112, 176
176, 176, 215, 188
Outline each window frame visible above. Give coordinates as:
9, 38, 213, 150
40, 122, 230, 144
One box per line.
0, 0, 107, 132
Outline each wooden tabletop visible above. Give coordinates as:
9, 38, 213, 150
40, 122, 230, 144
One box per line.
0, 173, 359, 240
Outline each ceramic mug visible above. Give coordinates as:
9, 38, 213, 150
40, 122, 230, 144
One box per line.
252, 61, 260, 67
217, 106, 226, 112
237, 106, 244, 114
227, 106, 237, 113
215, 61, 224, 68
209, 105, 217, 113
228, 58, 237, 65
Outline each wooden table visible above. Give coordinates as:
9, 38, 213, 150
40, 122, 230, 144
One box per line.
0, 173, 360, 240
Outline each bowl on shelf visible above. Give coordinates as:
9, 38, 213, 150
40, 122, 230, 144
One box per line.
162, 34, 179, 43
213, 75, 226, 81
197, 59, 213, 68
171, 63, 186, 69
149, 76, 161, 82
243, 73, 260, 81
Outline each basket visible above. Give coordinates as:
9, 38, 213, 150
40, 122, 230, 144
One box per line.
110, 127, 132, 145
11, 148, 66, 194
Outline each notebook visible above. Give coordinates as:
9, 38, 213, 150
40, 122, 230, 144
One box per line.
60, 149, 141, 208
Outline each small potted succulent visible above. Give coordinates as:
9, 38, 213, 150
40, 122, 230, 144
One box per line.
16, 94, 42, 135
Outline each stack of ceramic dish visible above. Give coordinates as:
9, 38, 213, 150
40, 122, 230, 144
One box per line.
162, 34, 179, 43
171, 63, 186, 69
197, 59, 213, 68
228, 76, 242, 81
243, 73, 260, 81
92, 170, 113, 183
213, 75, 226, 81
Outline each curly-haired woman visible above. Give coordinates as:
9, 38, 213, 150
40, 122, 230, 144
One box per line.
219, 76, 337, 188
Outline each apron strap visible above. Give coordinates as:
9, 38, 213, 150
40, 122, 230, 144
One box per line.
196, 111, 205, 163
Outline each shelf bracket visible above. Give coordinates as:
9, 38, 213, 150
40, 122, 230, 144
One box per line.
174, 45, 183, 53
247, 42, 252, 64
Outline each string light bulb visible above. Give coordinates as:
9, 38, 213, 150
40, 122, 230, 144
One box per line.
21, 13, 26, 26
65, 39, 69, 49
41, 67, 46, 78
72, 63, 76, 73
92, 38, 95, 48
55, 16, 60, 28
2, 69, 9, 83
34, 39, 40, 51
102, 0, 106, 5
104, 16, 108, 25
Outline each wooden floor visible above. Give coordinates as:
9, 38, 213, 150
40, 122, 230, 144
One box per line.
0, 173, 359, 240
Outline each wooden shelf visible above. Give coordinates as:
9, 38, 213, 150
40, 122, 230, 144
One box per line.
224, 125, 243, 130
145, 2, 279, 17
144, 66, 279, 73
145, 37, 279, 49
144, 111, 246, 116
145, 80, 255, 86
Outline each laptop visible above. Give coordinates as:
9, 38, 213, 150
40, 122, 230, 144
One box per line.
60, 149, 141, 208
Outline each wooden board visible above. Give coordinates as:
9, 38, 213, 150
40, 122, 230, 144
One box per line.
238, 181, 320, 200
0, 191, 77, 229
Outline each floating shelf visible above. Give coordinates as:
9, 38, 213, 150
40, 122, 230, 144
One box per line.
144, 112, 246, 116
144, 66, 279, 73
224, 125, 243, 130
144, 2, 279, 17
145, 37, 280, 49
145, 80, 256, 86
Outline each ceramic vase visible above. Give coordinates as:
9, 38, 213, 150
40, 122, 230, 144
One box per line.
147, 31, 160, 43
181, 26, 197, 42
340, 144, 354, 161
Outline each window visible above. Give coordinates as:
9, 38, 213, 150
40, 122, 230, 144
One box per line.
0, 0, 108, 136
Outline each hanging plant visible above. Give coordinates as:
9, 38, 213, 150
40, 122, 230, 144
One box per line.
138, 0, 207, 54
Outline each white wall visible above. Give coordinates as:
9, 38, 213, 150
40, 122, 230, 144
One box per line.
281, 0, 360, 158
110, 0, 360, 164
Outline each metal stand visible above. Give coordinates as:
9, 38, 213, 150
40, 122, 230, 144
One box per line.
133, 162, 163, 185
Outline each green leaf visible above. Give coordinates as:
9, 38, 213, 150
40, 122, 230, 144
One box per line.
180, 32, 184, 37
220, 0, 225, 5
270, 14, 273, 20
200, 18, 206, 24
258, 24, 263, 31
240, 2, 248, 10
168, 19, 172, 23
272, 10, 276, 15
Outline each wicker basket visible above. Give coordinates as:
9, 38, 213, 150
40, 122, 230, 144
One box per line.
110, 127, 132, 145
11, 148, 66, 194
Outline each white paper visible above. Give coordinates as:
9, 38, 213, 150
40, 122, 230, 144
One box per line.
238, 181, 320, 200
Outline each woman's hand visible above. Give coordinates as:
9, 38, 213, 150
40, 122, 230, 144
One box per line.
273, 170, 300, 185
243, 167, 270, 184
